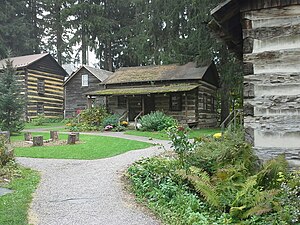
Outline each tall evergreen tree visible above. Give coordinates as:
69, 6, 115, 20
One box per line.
0, 0, 36, 58
0, 60, 25, 133
41, 0, 73, 65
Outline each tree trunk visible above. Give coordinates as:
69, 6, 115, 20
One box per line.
67, 134, 76, 144
24, 132, 32, 141
82, 26, 87, 65
33, 136, 43, 146
220, 88, 230, 126
55, 3, 63, 65
50, 131, 59, 141
71, 132, 79, 141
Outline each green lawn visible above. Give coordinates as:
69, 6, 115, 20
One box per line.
13, 132, 153, 159
0, 166, 40, 225
24, 122, 66, 130
125, 128, 221, 140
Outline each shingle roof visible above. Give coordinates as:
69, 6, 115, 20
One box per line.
63, 65, 113, 86
104, 62, 211, 84
0, 53, 49, 68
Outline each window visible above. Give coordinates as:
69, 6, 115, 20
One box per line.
203, 94, 207, 110
118, 96, 127, 108
37, 79, 45, 94
82, 74, 88, 87
37, 102, 44, 114
170, 93, 182, 111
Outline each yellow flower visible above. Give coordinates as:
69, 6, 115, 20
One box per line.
121, 121, 128, 126
213, 133, 222, 139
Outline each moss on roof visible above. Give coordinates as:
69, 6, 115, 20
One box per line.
104, 62, 211, 84
87, 84, 199, 96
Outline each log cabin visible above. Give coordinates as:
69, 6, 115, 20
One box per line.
210, 0, 300, 167
88, 62, 219, 127
0, 53, 67, 120
63, 65, 112, 117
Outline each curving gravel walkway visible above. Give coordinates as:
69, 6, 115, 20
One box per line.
17, 131, 171, 225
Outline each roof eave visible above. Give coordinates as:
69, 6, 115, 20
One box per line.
210, 0, 243, 58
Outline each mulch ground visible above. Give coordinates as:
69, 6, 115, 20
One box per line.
11, 140, 70, 148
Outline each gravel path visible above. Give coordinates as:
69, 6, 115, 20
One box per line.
17, 131, 171, 225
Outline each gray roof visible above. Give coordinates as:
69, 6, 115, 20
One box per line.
104, 62, 211, 84
0, 53, 49, 68
63, 65, 113, 86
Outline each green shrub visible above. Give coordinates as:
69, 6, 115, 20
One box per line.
101, 114, 120, 128
0, 136, 14, 166
127, 128, 298, 225
32, 113, 46, 126
139, 111, 178, 131
79, 106, 108, 127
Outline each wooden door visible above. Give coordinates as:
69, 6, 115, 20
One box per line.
143, 95, 155, 115
128, 96, 142, 121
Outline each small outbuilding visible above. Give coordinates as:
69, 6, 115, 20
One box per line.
0, 53, 67, 120
88, 62, 219, 127
63, 65, 112, 117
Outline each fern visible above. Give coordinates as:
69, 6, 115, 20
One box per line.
177, 167, 220, 208
256, 154, 288, 189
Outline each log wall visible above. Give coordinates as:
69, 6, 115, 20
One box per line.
106, 81, 218, 127
242, 5, 300, 167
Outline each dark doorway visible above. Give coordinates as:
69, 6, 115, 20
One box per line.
128, 96, 142, 121
143, 95, 155, 115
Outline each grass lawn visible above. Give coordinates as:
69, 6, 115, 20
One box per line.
24, 122, 66, 130
125, 128, 221, 140
13, 132, 153, 159
0, 165, 39, 225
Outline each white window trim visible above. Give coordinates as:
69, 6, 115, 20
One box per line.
82, 74, 89, 87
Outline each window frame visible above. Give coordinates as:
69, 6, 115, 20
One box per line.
82, 74, 89, 87
37, 102, 44, 114
37, 79, 45, 95
169, 93, 182, 111
117, 96, 127, 108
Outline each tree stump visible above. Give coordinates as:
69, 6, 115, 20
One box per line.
71, 132, 79, 141
33, 136, 43, 146
67, 134, 76, 144
50, 131, 59, 141
0, 131, 10, 143
24, 132, 32, 141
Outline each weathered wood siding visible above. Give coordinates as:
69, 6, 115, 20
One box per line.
198, 82, 218, 127
105, 81, 218, 127
64, 67, 105, 118
242, 5, 300, 166
19, 56, 66, 119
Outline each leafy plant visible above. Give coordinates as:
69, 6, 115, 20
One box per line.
168, 126, 195, 168
101, 114, 120, 128
139, 111, 178, 131
65, 107, 108, 131
0, 136, 14, 166
127, 128, 299, 225
32, 113, 46, 126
